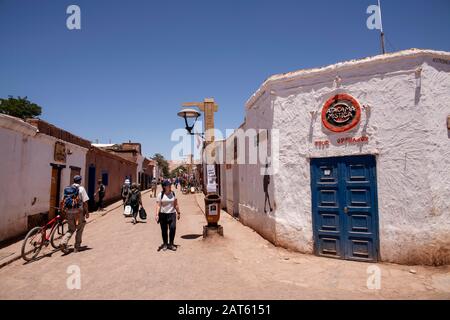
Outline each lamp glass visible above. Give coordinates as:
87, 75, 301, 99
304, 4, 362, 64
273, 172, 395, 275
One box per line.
177, 108, 201, 119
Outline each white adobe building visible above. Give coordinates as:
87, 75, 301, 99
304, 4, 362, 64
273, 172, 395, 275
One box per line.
220, 49, 450, 265
0, 115, 88, 242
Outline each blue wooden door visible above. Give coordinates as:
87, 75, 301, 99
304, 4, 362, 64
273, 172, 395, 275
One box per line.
87, 165, 96, 211
310, 155, 379, 262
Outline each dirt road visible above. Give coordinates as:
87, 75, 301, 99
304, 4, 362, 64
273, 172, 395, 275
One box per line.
0, 188, 449, 299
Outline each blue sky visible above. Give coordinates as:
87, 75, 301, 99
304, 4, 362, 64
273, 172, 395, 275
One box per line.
1, 0, 450, 159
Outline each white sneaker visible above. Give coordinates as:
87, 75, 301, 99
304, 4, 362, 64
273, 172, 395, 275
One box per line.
132, 217, 136, 224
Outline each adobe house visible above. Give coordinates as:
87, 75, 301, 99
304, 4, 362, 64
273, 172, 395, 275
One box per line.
224, 49, 450, 265
0, 116, 89, 241
85, 146, 137, 211
93, 142, 153, 190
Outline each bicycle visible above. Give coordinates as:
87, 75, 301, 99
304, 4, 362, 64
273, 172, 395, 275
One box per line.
21, 206, 69, 262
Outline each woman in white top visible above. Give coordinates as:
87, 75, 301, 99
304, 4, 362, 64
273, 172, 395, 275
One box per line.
155, 179, 180, 251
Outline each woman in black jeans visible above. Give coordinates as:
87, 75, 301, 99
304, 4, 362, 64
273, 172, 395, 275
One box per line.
155, 180, 180, 251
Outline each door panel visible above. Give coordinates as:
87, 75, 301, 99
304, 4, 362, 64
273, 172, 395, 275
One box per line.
49, 167, 58, 219
49, 166, 62, 219
311, 155, 379, 262
311, 159, 343, 259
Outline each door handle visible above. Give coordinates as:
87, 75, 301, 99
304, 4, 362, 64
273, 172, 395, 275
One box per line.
344, 207, 349, 214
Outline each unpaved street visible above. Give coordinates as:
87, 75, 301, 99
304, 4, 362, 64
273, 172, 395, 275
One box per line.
0, 189, 449, 300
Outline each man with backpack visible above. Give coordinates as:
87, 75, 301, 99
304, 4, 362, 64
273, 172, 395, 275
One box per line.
125, 183, 142, 224
60, 175, 90, 253
121, 179, 131, 206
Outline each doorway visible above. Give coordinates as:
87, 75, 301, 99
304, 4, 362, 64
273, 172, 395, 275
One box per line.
87, 165, 96, 211
310, 155, 380, 262
49, 164, 64, 219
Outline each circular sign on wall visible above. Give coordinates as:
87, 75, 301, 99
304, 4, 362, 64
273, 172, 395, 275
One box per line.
321, 94, 361, 133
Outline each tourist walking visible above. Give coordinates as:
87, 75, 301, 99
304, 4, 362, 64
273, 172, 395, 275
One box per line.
155, 180, 180, 251
95, 179, 106, 211
60, 175, 90, 253
126, 183, 142, 224
121, 179, 131, 207
150, 177, 157, 198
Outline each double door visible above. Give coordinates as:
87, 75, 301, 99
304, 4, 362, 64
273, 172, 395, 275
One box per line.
310, 155, 380, 262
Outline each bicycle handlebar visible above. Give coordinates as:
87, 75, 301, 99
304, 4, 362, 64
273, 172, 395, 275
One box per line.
50, 206, 63, 213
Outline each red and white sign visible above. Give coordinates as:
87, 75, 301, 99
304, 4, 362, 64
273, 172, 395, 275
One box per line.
322, 94, 361, 133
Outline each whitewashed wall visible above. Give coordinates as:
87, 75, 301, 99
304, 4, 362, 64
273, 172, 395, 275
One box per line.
238, 95, 278, 243
0, 115, 87, 241
222, 131, 242, 216
239, 50, 450, 265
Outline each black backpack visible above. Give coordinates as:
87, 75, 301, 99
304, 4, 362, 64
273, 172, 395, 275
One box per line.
130, 190, 140, 206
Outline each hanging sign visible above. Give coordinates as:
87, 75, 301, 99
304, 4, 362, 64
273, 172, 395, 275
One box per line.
54, 141, 66, 162
322, 94, 361, 133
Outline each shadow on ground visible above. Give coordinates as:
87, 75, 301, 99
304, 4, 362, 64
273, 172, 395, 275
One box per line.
181, 234, 202, 240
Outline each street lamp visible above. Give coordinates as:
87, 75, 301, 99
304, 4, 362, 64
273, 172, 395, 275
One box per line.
177, 108, 202, 136
176, 99, 223, 238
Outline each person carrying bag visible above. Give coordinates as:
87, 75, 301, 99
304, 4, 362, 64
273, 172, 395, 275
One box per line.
139, 206, 147, 220
125, 183, 143, 225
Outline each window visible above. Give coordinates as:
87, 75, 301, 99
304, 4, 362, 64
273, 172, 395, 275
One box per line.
102, 172, 109, 186
70, 166, 81, 183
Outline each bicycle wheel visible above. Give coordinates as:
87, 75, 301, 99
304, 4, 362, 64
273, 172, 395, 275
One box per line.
21, 226, 44, 262
50, 221, 68, 249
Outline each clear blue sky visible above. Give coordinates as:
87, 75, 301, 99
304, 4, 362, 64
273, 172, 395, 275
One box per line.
1, 0, 449, 159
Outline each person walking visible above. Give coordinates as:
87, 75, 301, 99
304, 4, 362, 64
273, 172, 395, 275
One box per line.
180, 177, 186, 193
155, 180, 180, 251
150, 177, 157, 198
95, 179, 106, 211
121, 179, 131, 207
126, 183, 142, 224
61, 175, 90, 253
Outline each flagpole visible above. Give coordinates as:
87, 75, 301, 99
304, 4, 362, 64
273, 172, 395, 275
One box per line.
378, 0, 386, 54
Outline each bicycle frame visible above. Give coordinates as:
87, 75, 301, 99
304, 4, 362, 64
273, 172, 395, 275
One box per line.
41, 207, 65, 242
43, 216, 60, 242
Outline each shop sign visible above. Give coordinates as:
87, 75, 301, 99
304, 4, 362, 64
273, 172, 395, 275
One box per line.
314, 136, 369, 148
314, 140, 330, 149
206, 164, 217, 193
54, 141, 66, 162
336, 136, 369, 145
322, 94, 361, 133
